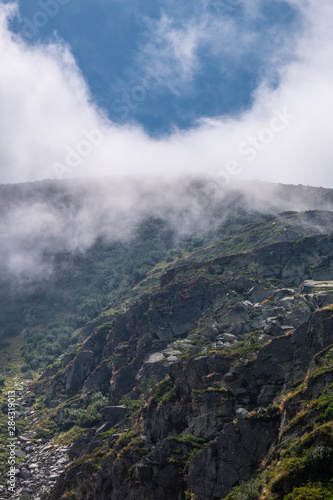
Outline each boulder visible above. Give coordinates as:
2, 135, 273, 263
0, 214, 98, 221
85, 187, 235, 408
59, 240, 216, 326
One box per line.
100, 406, 128, 425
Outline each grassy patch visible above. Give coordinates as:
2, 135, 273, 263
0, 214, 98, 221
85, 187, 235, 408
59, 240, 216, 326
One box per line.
54, 425, 86, 447
151, 378, 176, 405
167, 434, 208, 471
249, 404, 281, 422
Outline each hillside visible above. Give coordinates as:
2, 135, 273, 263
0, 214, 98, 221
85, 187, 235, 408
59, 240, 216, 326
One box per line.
1, 179, 333, 499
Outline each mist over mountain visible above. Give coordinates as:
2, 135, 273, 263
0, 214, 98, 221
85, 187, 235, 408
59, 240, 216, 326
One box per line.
1, 176, 333, 281
0, 175, 332, 356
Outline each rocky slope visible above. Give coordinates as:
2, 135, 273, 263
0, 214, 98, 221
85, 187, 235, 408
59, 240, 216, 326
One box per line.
2, 210, 333, 499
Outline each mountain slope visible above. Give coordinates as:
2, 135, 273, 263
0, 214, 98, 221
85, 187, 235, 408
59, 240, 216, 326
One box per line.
19, 228, 333, 499
1, 180, 333, 499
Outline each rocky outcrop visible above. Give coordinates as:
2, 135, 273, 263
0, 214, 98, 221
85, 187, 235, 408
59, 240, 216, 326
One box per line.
162, 233, 333, 287
100, 406, 128, 425
47, 307, 333, 499
65, 350, 96, 394
82, 359, 112, 395
24, 228, 333, 500
33, 233, 333, 408
187, 420, 278, 499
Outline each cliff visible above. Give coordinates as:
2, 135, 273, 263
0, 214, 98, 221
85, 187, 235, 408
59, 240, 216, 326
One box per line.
1, 205, 333, 499
28, 231, 333, 499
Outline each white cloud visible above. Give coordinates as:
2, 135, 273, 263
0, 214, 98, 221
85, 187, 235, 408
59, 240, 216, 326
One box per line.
0, 2, 103, 183
138, 13, 203, 93
136, 5, 260, 93
0, 0, 332, 187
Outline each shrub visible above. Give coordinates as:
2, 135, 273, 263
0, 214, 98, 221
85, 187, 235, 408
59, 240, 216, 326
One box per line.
60, 393, 108, 430
119, 394, 144, 409
60, 408, 84, 431
270, 446, 333, 494
79, 392, 108, 427
284, 481, 333, 499
152, 378, 173, 404
20, 364, 31, 373
225, 478, 263, 500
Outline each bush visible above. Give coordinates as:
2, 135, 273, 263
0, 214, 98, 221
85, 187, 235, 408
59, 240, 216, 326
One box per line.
20, 364, 31, 373
271, 446, 333, 494
225, 478, 263, 500
284, 481, 333, 499
152, 378, 173, 404
119, 394, 144, 410
60, 393, 108, 430
61, 408, 84, 431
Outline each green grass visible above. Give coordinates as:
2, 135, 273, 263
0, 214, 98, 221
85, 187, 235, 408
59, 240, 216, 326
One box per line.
53, 425, 85, 447
0, 336, 30, 486
0, 335, 29, 380
270, 446, 333, 495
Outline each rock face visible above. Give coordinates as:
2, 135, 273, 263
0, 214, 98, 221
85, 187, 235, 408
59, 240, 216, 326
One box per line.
48, 308, 333, 500
100, 406, 128, 425
25, 230, 333, 500
187, 420, 279, 499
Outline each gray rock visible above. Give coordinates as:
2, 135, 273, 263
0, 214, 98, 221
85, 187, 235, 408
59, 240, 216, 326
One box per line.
284, 306, 311, 327
68, 432, 95, 460
65, 350, 95, 394
272, 288, 295, 300
135, 463, 153, 482
16, 449, 27, 458
236, 408, 249, 420
187, 420, 278, 499
300, 280, 333, 294
248, 285, 272, 303
82, 359, 112, 395
215, 333, 237, 343
101, 406, 128, 425
19, 468, 32, 480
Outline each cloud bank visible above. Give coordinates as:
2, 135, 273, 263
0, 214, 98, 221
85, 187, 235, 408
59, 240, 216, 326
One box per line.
0, 0, 333, 187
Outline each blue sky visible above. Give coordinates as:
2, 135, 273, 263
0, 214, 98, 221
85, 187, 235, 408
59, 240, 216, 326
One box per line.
6, 0, 300, 135
0, 0, 333, 187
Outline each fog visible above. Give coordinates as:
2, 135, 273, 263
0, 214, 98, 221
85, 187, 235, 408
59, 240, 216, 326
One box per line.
0, 175, 332, 280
